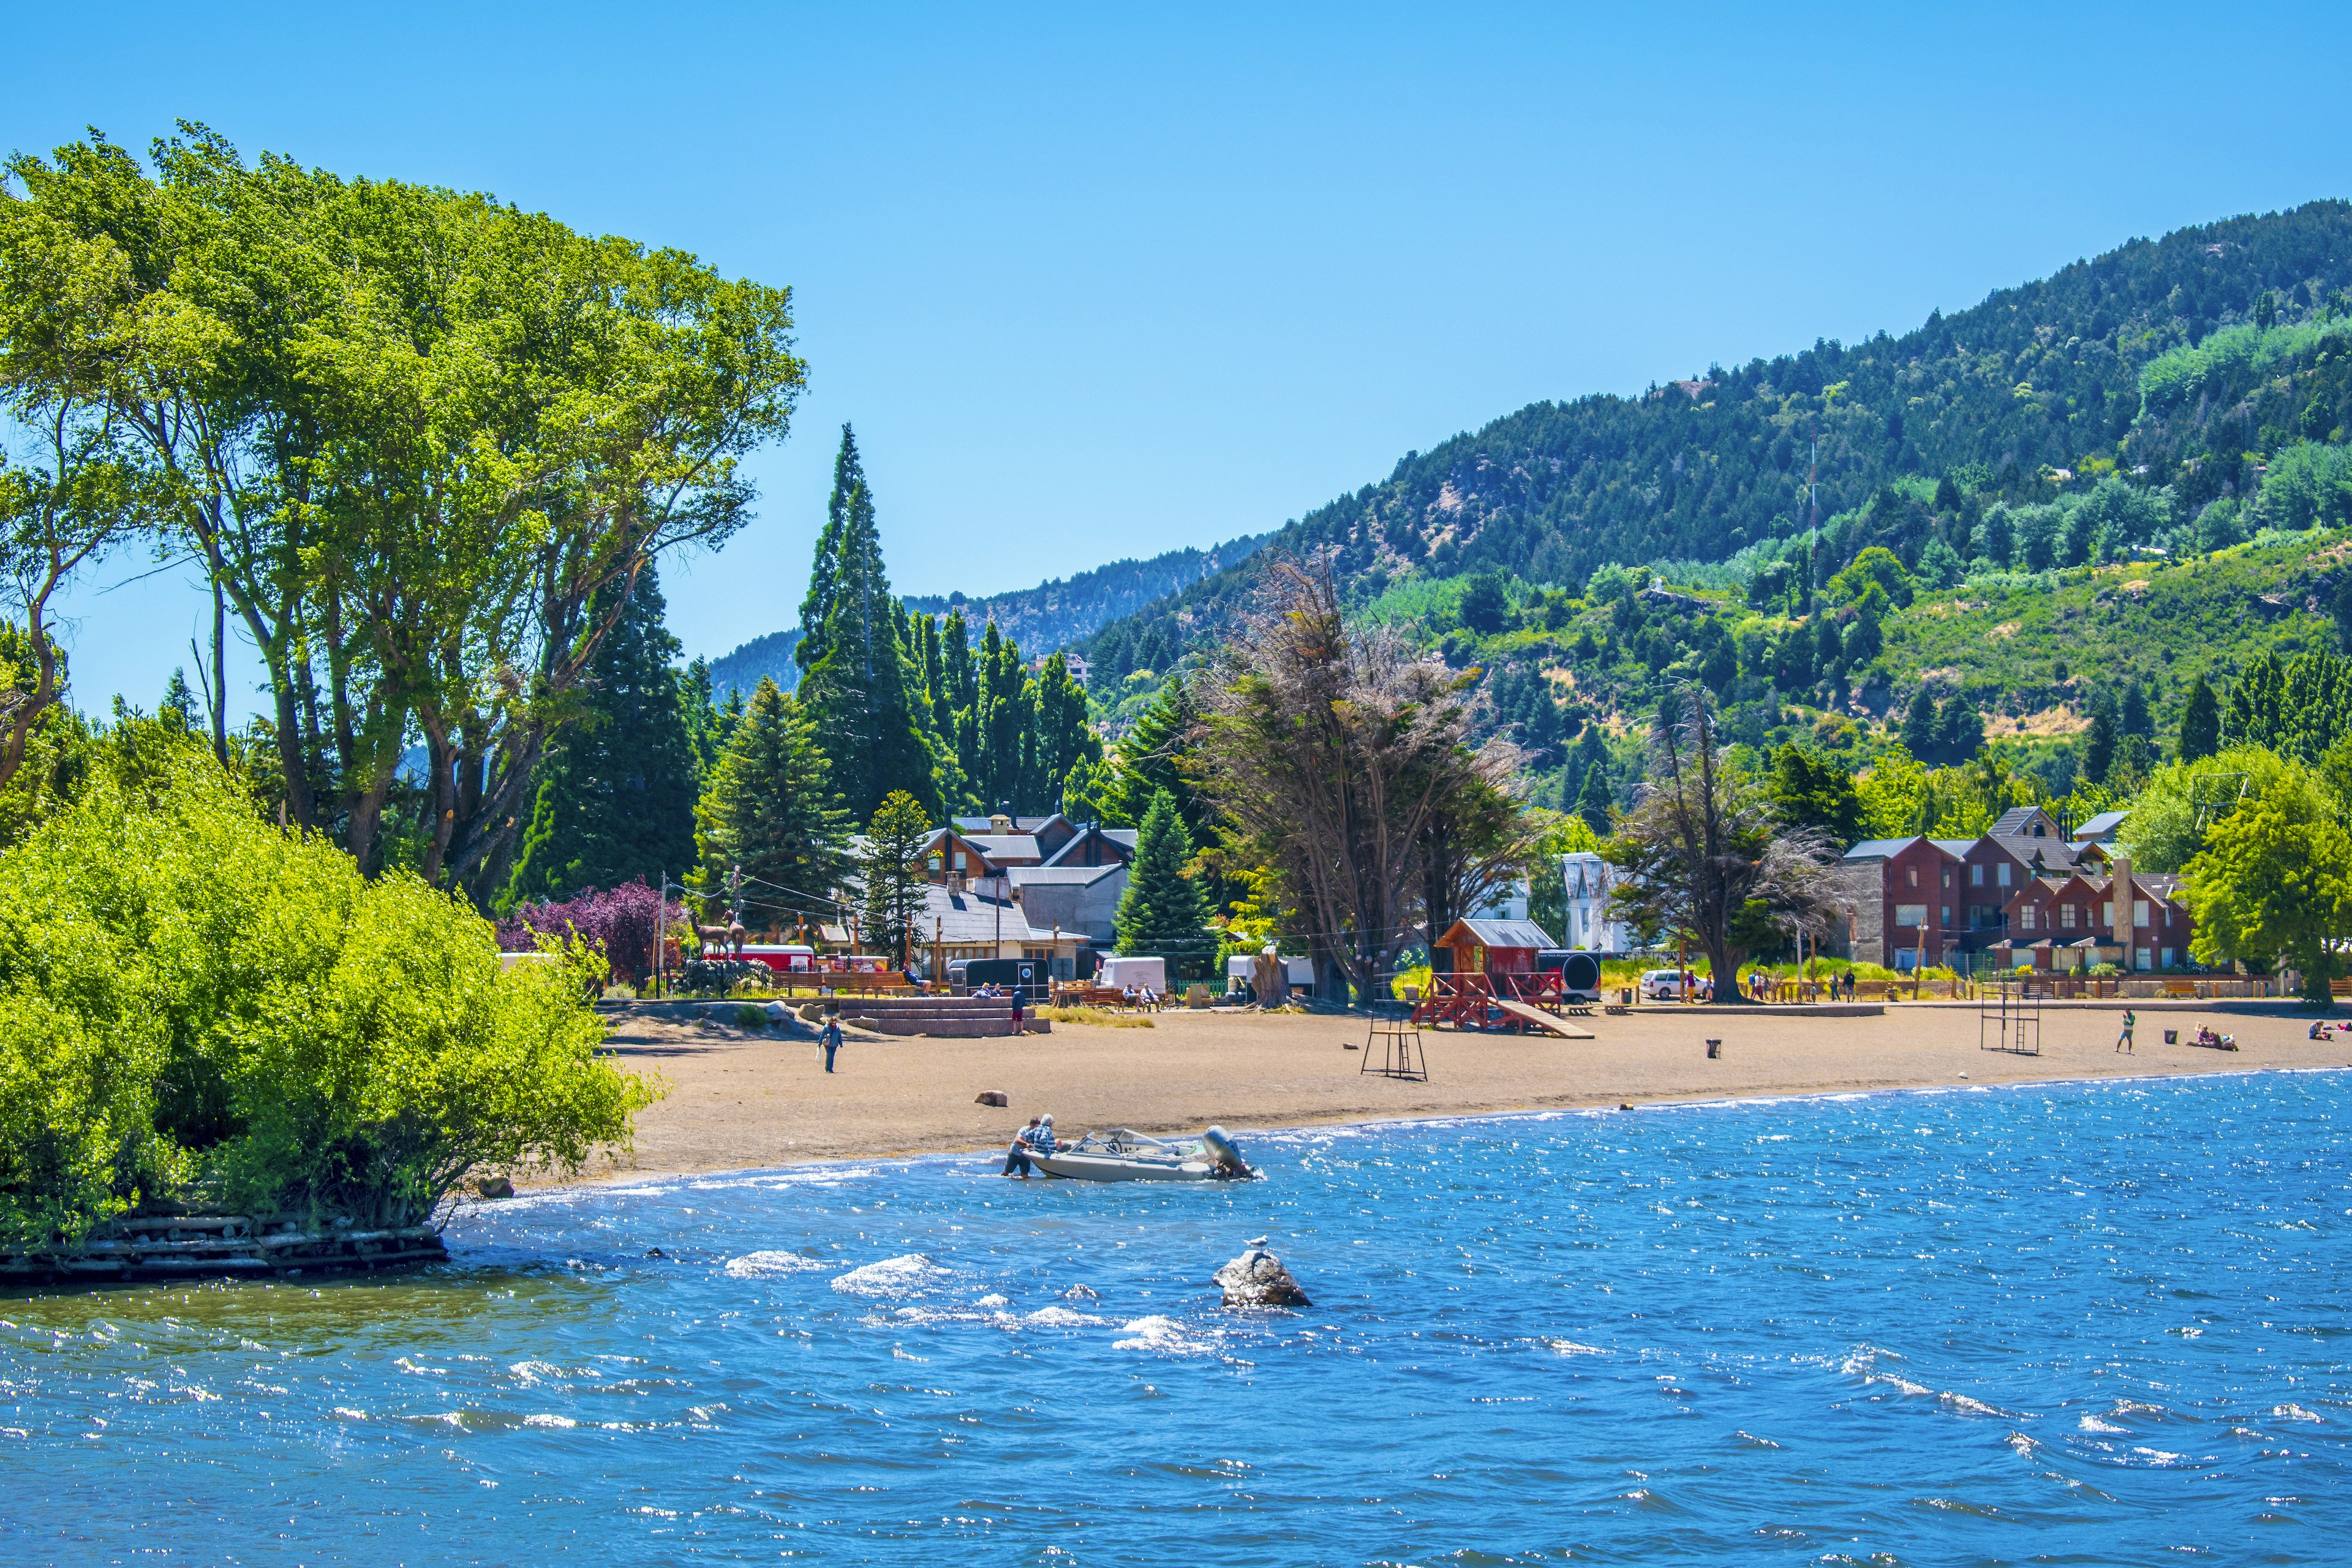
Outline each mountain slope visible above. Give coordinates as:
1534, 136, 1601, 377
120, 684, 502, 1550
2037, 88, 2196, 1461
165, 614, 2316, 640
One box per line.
1076, 200, 2352, 695
706, 533, 1269, 699
900, 532, 1268, 656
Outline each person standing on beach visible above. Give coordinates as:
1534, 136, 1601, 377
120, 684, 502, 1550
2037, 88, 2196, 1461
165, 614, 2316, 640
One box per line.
819, 1014, 844, 1072
1010, 987, 1026, 1033
2115, 1008, 2135, 1054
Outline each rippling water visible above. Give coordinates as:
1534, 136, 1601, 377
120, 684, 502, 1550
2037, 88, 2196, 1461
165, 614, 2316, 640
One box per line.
6, 1071, 2351, 1564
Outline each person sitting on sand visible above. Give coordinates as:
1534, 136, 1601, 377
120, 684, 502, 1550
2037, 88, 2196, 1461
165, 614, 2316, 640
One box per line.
1003, 1117, 1043, 1178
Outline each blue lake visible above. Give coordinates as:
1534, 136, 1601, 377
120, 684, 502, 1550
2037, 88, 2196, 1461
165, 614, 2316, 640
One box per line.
5, 1071, 2350, 1564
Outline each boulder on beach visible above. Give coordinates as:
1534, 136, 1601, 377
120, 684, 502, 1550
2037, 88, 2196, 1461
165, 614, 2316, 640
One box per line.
974, 1090, 1009, 1107
1213, 1247, 1311, 1308
474, 1174, 514, 1199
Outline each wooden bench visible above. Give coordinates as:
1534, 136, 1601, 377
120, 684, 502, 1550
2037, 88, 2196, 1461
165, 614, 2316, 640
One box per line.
2163, 979, 2198, 1000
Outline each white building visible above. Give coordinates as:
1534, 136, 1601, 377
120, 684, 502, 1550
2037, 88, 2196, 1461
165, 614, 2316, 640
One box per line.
1471, 877, 1529, 923
1561, 851, 1636, 954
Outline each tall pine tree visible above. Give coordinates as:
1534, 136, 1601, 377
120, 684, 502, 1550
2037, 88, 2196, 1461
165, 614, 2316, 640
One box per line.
692, 676, 850, 923
1031, 651, 1101, 810
795, 425, 864, 677
502, 565, 699, 910
797, 448, 939, 820
1114, 677, 1204, 840
1113, 787, 1212, 980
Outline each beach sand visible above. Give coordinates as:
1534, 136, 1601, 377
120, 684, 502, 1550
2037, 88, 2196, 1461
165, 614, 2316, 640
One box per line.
578, 1001, 2345, 1180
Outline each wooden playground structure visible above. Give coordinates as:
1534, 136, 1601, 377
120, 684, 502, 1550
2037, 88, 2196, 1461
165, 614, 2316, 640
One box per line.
1409, 919, 1595, 1038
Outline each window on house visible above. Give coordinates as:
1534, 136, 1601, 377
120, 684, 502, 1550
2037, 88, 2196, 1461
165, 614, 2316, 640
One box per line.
1997, 862, 2012, 887
2101, 902, 2114, 927
2060, 904, 2076, 928
1970, 864, 1985, 886
1941, 868, 1953, 890
1907, 867, 1918, 888
1941, 906, 1952, 927
1895, 904, 1928, 927
2021, 905, 2037, 930
2135, 900, 2150, 927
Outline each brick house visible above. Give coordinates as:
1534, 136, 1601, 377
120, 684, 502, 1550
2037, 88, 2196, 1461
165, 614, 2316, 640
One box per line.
1989, 856, 2194, 973
1833, 836, 1969, 970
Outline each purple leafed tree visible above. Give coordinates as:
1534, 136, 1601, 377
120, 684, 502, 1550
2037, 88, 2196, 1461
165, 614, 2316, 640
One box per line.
496, 880, 685, 986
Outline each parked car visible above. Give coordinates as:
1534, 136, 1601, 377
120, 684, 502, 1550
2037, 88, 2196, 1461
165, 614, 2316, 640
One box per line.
1640, 968, 1711, 1001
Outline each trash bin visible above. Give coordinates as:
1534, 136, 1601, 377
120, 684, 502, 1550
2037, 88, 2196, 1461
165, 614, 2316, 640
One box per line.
1619, 987, 1634, 1006
2163, 1028, 2179, 1044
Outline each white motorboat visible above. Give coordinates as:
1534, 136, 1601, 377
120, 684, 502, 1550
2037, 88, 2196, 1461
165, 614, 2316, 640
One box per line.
1030, 1126, 1255, 1183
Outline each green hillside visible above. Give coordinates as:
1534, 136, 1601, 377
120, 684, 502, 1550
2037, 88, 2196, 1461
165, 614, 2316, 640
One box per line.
1071, 202, 2352, 816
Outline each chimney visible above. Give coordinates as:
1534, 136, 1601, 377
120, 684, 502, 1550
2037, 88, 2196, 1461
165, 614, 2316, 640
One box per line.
989, 812, 1014, 834
2111, 854, 2133, 958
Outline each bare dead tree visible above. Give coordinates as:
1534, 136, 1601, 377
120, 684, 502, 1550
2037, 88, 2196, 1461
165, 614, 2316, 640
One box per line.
1606, 684, 1843, 1001
1193, 550, 1523, 1002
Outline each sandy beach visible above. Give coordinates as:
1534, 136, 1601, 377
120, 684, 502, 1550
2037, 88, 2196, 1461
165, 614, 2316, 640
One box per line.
578, 1000, 2345, 1180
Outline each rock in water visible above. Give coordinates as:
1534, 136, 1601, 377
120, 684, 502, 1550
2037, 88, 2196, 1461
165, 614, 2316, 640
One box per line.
474, 1175, 514, 1199
974, 1090, 1010, 1107
1213, 1248, 1311, 1308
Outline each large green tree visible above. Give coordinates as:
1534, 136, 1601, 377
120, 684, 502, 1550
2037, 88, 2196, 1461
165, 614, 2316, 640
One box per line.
500, 565, 699, 910
1767, 743, 1865, 848
1, 126, 805, 900
796, 434, 938, 820
1114, 788, 1212, 980
2182, 755, 2352, 1008
692, 677, 848, 923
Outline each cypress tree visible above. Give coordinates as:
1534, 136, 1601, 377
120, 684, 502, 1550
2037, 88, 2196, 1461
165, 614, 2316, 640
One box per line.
502, 565, 699, 910
1113, 787, 1211, 980
692, 677, 850, 922
2082, 692, 2118, 785
797, 461, 938, 820
2178, 673, 2222, 763
972, 620, 1036, 812
1031, 651, 1101, 807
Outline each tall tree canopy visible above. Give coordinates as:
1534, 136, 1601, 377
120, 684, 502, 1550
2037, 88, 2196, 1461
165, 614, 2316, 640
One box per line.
692, 677, 847, 924
0, 124, 806, 903
500, 564, 699, 910
796, 429, 937, 820
1113, 788, 1212, 979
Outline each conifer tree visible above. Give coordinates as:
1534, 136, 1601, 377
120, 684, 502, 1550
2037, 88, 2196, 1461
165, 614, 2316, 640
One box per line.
2178, 673, 2222, 763
972, 620, 1038, 811
796, 426, 864, 676
1114, 787, 1211, 979
503, 565, 699, 910
1899, 688, 1938, 761
679, 655, 726, 777
797, 458, 938, 820
692, 677, 849, 921
1575, 761, 1615, 835
858, 790, 933, 971
1031, 651, 1102, 808
1114, 678, 1204, 838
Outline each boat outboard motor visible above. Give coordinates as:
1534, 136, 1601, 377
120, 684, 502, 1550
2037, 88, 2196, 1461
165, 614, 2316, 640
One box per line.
1200, 1125, 1251, 1177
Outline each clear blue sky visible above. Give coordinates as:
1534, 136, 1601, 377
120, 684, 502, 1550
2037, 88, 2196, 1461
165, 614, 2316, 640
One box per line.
11, 2, 2351, 714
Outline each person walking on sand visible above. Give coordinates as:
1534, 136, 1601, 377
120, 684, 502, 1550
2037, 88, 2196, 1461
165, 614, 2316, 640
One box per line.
2115, 1008, 2135, 1054
819, 1014, 844, 1073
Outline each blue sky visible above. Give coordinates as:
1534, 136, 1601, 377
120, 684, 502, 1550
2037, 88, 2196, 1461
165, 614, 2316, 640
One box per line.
10, 2, 2351, 714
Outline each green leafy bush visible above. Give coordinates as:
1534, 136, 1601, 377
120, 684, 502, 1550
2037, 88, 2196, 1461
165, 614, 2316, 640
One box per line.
0, 760, 657, 1245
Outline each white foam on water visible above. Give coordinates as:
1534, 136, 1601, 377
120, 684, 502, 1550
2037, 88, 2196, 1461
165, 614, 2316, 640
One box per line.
523, 1413, 577, 1428
2274, 1403, 2326, 1423
2079, 1414, 2127, 1434
972, 1294, 1009, 1308
1024, 1306, 1107, 1327
831, 1254, 949, 1297
1114, 1315, 1224, 1357
1544, 1338, 1607, 1356
723, 1251, 827, 1279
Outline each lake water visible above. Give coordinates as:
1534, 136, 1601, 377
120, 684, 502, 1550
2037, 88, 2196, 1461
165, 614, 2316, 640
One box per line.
5, 1071, 2350, 1565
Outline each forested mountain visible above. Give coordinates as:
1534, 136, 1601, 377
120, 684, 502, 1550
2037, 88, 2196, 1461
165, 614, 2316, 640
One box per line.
706, 536, 1265, 700
902, 533, 1268, 657
707, 628, 804, 699
1074, 201, 2352, 695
